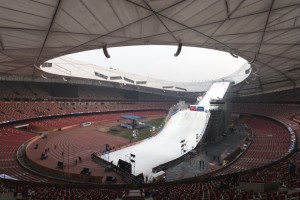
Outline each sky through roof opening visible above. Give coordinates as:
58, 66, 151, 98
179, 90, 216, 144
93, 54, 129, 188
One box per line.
67, 45, 246, 82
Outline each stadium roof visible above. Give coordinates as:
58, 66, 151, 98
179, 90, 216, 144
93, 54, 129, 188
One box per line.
40, 56, 249, 92
1, 0, 300, 96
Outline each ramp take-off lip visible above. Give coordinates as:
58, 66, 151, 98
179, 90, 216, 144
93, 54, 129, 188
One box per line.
99, 82, 230, 178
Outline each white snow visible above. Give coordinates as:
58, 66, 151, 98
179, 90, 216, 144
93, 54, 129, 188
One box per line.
99, 82, 230, 178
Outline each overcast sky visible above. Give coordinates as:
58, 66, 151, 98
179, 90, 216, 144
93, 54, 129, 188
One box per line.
67, 45, 246, 82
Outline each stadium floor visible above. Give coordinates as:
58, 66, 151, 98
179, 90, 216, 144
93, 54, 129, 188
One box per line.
26, 120, 129, 183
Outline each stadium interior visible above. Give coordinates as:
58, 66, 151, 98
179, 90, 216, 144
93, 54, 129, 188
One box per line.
1, 1, 300, 200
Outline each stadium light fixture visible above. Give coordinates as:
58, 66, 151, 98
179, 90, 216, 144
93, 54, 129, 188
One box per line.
174, 43, 182, 57
103, 45, 110, 58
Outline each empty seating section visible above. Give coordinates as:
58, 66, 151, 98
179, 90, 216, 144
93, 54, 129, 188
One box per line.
0, 127, 48, 182
0, 101, 172, 123
0, 127, 34, 142
0, 81, 182, 101
215, 116, 291, 175
231, 103, 300, 130
235, 88, 300, 103
24, 82, 51, 99
0, 81, 123, 100
0, 82, 50, 99
238, 152, 300, 187
232, 103, 300, 146
3, 82, 37, 99
0, 82, 18, 99
1, 99, 300, 199
2, 172, 300, 200
27, 111, 165, 131
0, 183, 123, 200
78, 85, 124, 100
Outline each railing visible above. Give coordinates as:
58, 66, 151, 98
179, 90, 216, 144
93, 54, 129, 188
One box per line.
0, 106, 169, 126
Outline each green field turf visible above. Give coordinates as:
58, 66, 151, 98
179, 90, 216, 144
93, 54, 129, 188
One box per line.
106, 118, 164, 141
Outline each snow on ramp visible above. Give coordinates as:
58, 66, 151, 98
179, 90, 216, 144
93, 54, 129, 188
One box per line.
100, 82, 230, 177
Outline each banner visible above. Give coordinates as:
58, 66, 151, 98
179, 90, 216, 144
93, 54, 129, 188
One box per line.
197, 106, 204, 111
189, 105, 196, 111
